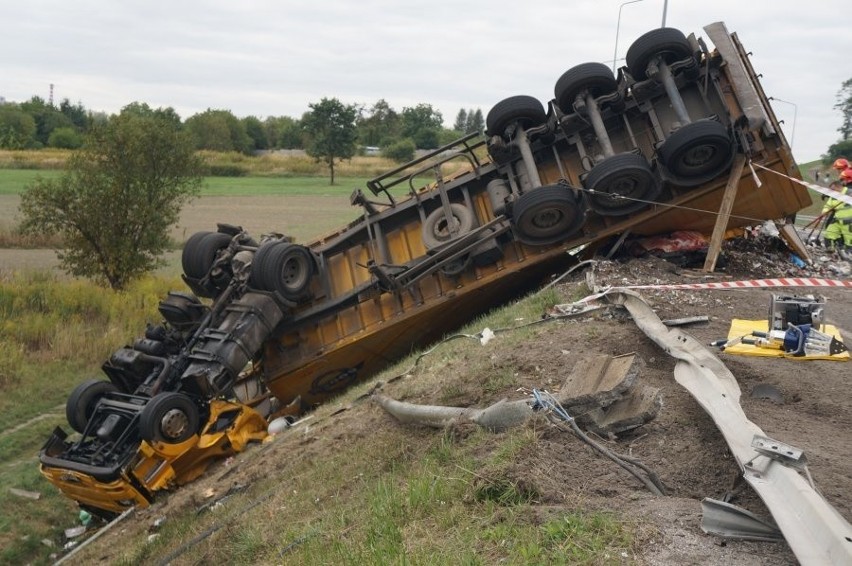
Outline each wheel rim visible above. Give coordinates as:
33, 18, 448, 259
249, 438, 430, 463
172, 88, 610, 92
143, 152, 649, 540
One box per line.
160, 408, 190, 441
589, 167, 659, 216
670, 139, 727, 176
513, 188, 585, 245
432, 216, 461, 240
281, 256, 309, 291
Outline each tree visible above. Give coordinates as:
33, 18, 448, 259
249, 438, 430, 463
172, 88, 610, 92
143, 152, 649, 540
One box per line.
185, 109, 252, 153
59, 98, 89, 130
356, 99, 400, 147
453, 109, 468, 132
835, 78, 852, 141
466, 109, 484, 134
264, 116, 303, 149
19, 104, 203, 290
302, 98, 358, 185
401, 103, 444, 149
242, 116, 267, 150
0, 104, 37, 148
20, 96, 73, 146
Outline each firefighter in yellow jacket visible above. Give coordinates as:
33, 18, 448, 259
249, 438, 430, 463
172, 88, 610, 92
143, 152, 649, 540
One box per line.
822, 169, 852, 257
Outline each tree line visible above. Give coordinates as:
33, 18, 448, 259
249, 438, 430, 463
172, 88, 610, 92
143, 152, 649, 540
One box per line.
0, 94, 482, 159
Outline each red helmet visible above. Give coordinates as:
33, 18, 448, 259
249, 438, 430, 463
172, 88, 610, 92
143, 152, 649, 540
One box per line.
833, 157, 850, 171
841, 168, 852, 184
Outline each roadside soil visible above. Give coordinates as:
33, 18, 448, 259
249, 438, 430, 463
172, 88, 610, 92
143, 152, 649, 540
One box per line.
69, 237, 852, 564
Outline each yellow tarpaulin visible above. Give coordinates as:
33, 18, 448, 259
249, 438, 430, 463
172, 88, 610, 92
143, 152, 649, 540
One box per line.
724, 319, 849, 360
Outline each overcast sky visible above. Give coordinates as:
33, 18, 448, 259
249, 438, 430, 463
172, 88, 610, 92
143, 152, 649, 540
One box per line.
3, 1, 849, 162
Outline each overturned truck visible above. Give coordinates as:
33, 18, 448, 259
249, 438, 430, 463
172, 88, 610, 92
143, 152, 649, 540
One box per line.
41, 22, 811, 516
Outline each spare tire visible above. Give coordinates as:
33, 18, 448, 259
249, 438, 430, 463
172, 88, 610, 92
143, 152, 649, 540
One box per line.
421, 203, 476, 250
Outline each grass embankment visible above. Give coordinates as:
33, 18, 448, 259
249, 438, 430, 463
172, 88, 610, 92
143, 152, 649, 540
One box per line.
0, 273, 179, 565
1, 275, 637, 565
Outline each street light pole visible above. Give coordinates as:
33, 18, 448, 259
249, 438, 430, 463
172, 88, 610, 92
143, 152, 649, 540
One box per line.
662, 0, 668, 27
613, 0, 646, 73
769, 96, 797, 151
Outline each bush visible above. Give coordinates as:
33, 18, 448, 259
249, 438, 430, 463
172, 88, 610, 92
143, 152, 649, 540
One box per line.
206, 164, 249, 177
383, 139, 416, 163
47, 127, 83, 149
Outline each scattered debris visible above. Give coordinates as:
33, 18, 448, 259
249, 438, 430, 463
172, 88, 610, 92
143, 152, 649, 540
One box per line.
9, 487, 41, 500
64, 526, 87, 539
701, 498, 783, 542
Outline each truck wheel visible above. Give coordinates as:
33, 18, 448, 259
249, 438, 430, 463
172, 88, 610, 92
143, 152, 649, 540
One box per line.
485, 95, 547, 137
585, 153, 661, 216
554, 62, 619, 114
658, 120, 734, 186
182, 232, 231, 282
626, 27, 693, 80
181, 231, 212, 278
510, 184, 586, 245
249, 240, 276, 289
66, 380, 118, 434
422, 203, 476, 249
254, 241, 315, 302
139, 392, 200, 444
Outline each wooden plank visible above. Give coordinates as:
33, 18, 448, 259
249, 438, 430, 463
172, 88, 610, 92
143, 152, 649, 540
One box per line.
704, 154, 747, 272
776, 222, 811, 263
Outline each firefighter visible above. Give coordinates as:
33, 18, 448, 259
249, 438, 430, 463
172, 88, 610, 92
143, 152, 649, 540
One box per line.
833, 157, 850, 174
821, 169, 852, 257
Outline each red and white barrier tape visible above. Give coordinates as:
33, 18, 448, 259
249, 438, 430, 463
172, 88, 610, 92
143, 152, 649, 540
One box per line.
751, 162, 852, 206
623, 277, 851, 290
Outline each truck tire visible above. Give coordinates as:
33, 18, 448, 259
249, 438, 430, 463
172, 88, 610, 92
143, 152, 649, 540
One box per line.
66, 380, 118, 434
658, 120, 734, 186
585, 153, 661, 216
554, 62, 619, 114
422, 203, 476, 250
510, 184, 586, 245
485, 95, 547, 137
253, 241, 315, 302
181, 231, 213, 278
139, 392, 200, 444
182, 231, 231, 282
626, 27, 693, 80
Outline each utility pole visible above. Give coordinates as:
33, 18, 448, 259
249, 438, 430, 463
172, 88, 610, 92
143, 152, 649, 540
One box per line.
49, 83, 54, 107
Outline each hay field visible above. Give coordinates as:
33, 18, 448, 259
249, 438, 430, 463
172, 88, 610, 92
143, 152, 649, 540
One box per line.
0, 193, 359, 276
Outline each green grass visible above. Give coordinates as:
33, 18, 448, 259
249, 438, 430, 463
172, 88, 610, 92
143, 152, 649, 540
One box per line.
0, 169, 62, 195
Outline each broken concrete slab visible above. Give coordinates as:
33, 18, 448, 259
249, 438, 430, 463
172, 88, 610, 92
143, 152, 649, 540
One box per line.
580, 385, 663, 436
558, 353, 642, 414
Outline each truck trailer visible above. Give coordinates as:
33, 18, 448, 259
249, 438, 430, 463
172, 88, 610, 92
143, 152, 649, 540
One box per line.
40, 22, 810, 517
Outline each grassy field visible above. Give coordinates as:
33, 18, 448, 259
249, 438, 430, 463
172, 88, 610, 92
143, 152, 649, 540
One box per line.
0, 273, 636, 565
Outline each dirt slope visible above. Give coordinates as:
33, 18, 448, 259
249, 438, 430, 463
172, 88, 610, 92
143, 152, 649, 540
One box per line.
70, 239, 851, 564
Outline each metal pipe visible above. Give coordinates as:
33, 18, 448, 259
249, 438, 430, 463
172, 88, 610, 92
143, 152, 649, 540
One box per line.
662, 0, 668, 27
769, 96, 797, 151
613, 0, 646, 72
657, 60, 692, 125
585, 93, 615, 157
513, 124, 543, 188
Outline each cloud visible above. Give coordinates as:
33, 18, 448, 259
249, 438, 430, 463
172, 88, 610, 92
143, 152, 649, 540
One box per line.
2, 0, 848, 161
